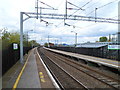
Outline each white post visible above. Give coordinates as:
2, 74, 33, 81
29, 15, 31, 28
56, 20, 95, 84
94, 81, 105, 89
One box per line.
118, 1, 120, 43
20, 12, 23, 63
75, 33, 77, 47
118, 2, 120, 60
71, 31, 77, 47
48, 35, 50, 47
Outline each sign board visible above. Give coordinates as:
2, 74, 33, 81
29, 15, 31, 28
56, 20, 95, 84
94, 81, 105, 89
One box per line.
108, 45, 120, 50
13, 43, 18, 50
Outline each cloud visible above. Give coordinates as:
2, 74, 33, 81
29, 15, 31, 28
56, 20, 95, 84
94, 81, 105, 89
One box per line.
0, 0, 119, 44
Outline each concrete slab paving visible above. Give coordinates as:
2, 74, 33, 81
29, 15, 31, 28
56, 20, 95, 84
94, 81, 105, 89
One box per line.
3, 48, 58, 89
17, 49, 41, 88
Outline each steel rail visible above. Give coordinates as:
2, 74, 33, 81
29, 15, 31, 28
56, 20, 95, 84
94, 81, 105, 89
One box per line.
49, 50, 120, 82
38, 51, 64, 90
43, 48, 119, 89
39, 48, 89, 89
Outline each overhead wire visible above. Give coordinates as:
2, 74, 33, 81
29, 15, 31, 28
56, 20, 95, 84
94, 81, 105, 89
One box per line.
86, 0, 119, 16
38, 0, 56, 9
37, 0, 58, 27
70, 0, 100, 29
84, 0, 100, 10
97, 0, 119, 9
68, 0, 92, 17
40, 0, 65, 27
67, 0, 119, 30
53, 0, 65, 14
111, 15, 118, 19
52, 0, 65, 25
75, 0, 100, 16
56, 0, 93, 27
65, 0, 93, 28
67, 1, 84, 10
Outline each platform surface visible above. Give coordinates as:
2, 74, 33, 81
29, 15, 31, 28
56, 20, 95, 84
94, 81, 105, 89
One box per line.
17, 48, 41, 88
2, 48, 56, 89
44, 47, 119, 69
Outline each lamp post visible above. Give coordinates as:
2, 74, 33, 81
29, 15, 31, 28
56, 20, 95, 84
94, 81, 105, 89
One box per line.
112, 34, 116, 42
48, 35, 50, 47
27, 30, 33, 47
71, 31, 77, 47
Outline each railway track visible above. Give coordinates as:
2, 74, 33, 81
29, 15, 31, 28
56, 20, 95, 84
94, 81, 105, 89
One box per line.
38, 48, 88, 89
44, 49, 120, 89
38, 47, 119, 89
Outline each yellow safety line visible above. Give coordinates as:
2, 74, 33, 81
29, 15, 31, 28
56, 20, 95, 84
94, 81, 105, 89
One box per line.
12, 50, 33, 90
39, 72, 46, 83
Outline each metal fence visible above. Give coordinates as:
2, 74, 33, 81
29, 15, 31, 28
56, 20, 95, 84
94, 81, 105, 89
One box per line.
50, 46, 119, 61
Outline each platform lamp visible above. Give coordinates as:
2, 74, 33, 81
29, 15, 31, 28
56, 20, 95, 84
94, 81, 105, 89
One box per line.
27, 29, 33, 49
71, 31, 77, 47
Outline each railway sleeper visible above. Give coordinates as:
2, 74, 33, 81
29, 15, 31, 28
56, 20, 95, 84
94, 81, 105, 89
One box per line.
113, 84, 120, 88
107, 82, 118, 85
41, 48, 120, 89
87, 61, 100, 68
101, 65, 120, 74
78, 59, 88, 64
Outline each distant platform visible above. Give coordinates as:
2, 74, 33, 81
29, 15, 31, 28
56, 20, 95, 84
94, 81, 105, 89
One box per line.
44, 47, 119, 69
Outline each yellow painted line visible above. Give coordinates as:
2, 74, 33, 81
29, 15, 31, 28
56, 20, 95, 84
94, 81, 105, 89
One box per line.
36, 48, 60, 88
39, 72, 46, 83
12, 49, 33, 90
39, 72, 43, 75
40, 75, 44, 78
41, 79, 45, 82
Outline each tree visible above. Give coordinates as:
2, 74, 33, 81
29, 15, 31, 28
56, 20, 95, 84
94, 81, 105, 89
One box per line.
99, 37, 108, 42
29, 40, 40, 47
9, 32, 20, 44
1, 29, 40, 49
2, 31, 11, 49
2, 31, 29, 49
44, 43, 48, 47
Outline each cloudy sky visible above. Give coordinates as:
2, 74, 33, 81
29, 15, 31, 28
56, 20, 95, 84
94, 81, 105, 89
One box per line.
0, 0, 119, 45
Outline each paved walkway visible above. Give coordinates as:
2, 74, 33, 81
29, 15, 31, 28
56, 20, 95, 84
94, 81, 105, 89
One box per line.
3, 47, 57, 89
17, 48, 41, 88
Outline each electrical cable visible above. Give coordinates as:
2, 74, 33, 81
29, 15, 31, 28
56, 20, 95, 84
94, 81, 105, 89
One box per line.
64, 0, 93, 28
67, 1, 84, 10
68, 0, 92, 17
37, 0, 56, 27
97, 0, 119, 9
38, 0, 56, 9
84, 0, 100, 10
86, 0, 119, 16
56, 0, 93, 27
53, 0, 65, 17
70, 0, 100, 29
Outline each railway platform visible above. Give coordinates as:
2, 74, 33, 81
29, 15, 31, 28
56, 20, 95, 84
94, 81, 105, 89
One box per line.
44, 47, 120, 69
2, 48, 58, 89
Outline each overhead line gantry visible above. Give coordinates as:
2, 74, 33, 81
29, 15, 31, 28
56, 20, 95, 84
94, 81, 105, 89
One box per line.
19, 0, 120, 63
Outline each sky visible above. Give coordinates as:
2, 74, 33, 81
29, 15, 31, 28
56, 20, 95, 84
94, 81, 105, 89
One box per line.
0, 0, 119, 45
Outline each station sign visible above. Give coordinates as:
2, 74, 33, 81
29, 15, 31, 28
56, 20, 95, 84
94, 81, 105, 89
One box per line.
13, 43, 18, 50
108, 45, 120, 50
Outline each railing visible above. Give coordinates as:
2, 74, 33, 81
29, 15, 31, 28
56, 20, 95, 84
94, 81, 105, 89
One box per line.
49, 46, 119, 61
